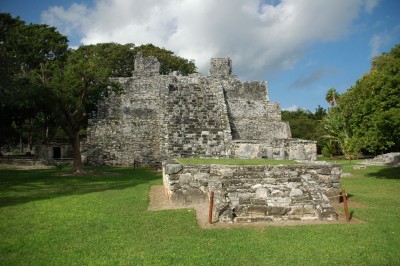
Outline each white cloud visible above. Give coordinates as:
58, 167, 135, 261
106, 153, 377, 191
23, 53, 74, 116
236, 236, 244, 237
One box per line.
41, 3, 89, 37
282, 105, 300, 111
369, 28, 398, 59
41, 0, 373, 79
363, 0, 380, 13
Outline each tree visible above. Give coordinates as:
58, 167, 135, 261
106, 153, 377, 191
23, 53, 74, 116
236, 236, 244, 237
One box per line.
320, 107, 358, 159
325, 88, 339, 107
133, 44, 196, 75
281, 107, 327, 153
0, 13, 68, 149
314, 105, 327, 120
321, 44, 400, 156
39, 43, 198, 173
35, 44, 128, 172
1, 14, 198, 171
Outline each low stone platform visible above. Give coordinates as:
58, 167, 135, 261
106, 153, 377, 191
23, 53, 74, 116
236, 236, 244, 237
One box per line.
361, 153, 400, 167
148, 185, 364, 228
162, 161, 342, 223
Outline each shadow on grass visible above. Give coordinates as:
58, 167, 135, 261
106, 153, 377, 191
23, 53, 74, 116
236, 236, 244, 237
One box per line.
365, 167, 400, 180
0, 167, 161, 208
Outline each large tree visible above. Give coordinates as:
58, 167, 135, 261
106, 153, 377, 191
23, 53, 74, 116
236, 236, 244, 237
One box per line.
0, 13, 68, 149
40, 43, 197, 172
1, 14, 198, 171
36, 44, 130, 172
321, 44, 400, 156
133, 44, 196, 75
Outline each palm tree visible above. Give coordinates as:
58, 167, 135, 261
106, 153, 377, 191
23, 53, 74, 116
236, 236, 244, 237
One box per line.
325, 88, 339, 107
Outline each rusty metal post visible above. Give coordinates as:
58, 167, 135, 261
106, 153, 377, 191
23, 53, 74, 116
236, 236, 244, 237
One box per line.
342, 189, 350, 222
208, 191, 214, 224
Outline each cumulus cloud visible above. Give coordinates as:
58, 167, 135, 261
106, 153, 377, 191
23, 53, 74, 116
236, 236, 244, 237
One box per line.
41, 0, 373, 79
41, 3, 89, 37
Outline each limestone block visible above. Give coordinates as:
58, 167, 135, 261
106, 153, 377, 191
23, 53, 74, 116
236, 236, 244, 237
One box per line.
251, 184, 263, 189
238, 192, 254, 199
270, 190, 284, 197
266, 206, 289, 215
290, 188, 303, 197
164, 163, 183, 174
265, 178, 276, 184
194, 173, 210, 182
255, 188, 269, 199
179, 173, 192, 184
247, 206, 268, 215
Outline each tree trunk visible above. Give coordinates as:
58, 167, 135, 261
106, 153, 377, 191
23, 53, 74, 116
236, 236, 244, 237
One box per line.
19, 135, 23, 154
70, 132, 83, 173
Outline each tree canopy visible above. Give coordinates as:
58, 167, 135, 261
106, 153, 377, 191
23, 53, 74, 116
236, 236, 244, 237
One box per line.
281, 106, 327, 152
0, 13, 69, 148
0, 13, 198, 172
321, 44, 400, 157
132, 43, 196, 75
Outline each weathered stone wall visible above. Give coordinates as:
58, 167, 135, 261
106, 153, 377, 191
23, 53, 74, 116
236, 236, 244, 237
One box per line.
34, 144, 72, 159
231, 139, 317, 161
84, 54, 317, 166
160, 74, 232, 160
85, 74, 171, 166
163, 161, 341, 222
209, 57, 232, 77
221, 77, 291, 141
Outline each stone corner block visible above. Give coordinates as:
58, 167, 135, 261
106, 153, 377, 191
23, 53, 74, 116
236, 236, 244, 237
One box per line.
164, 163, 183, 174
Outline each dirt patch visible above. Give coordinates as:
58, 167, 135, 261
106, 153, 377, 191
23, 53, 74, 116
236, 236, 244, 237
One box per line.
148, 185, 366, 229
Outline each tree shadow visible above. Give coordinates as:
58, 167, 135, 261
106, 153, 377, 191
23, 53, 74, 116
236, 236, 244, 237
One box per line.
0, 167, 161, 208
365, 167, 400, 179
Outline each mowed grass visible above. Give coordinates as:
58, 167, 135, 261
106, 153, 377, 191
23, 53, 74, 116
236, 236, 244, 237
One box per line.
1, 161, 399, 265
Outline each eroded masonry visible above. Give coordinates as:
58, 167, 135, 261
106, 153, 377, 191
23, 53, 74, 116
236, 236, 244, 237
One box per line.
84, 54, 340, 223
84, 54, 316, 166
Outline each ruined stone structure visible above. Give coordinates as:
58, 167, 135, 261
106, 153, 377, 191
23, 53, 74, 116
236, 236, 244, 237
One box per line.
84, 54, 316, 166
163, 161, 340, 222
84, 53, 338, 223
362, 152, 400, 167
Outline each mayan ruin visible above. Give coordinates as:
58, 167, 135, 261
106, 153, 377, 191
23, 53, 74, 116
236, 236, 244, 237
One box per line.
82, 54, 341, 223
84, 53, 317, 166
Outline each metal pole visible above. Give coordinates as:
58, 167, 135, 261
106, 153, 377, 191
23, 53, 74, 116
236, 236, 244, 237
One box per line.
208, 191, 214, 224
342, 189, 350, 222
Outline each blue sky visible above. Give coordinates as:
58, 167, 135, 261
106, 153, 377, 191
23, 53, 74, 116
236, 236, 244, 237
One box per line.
1, 0, 399, 111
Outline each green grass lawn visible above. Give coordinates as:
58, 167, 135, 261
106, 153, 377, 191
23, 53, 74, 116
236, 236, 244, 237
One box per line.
1, 161, 399, 265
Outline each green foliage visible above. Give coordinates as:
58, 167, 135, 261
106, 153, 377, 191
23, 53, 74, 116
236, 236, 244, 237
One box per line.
321, 141, 336, 157
325, 88, 340, 107
133, 43, 197, 75
0, 13, 69, 146
322, 44, 400, 156
0, 13, 199, 171
281, 106, 327, 152
1, 165, 399, 265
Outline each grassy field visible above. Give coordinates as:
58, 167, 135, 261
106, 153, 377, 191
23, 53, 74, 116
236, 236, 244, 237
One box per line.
0, 160, 399, 265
